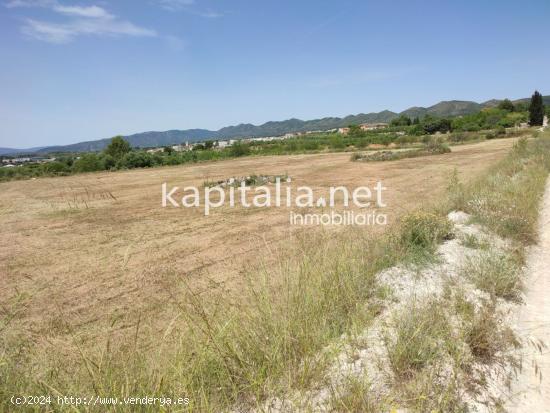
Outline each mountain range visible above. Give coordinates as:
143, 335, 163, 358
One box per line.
2, 95, 548, 155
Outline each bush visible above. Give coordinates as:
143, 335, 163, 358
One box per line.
460, 300, 518, 361
102, 154, 116, 170
448, 132, 466, 143
72, 154, 104, 173
424, 138, 451, 154
230, 141, 251, 157
350, 152, 363, 161
496, 126, 506, 136
399, 211, 453, 251
117, 151, 155, 169
329, 135, 345, 149
42, 161, 70, 175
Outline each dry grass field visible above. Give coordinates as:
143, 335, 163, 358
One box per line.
0, 139, 518, 346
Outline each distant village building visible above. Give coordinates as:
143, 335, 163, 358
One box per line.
338, 127, 350, 135
359, 123, 388, 131
0, 157, 54, 165
171, 141, 193, 152
12, 157, 31, 164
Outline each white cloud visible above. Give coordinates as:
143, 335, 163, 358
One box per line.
5, 0, 55, 7
194, 9, 222, 18
6, 0, 159, 43
53, 5, 114, 19
22, 18, 74, 43
156, 0, 195, 11
154, 0, 222, 18
22, 17, 157, 43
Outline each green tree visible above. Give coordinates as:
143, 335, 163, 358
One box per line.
117, 151, 155, 169
348, 125, 364, 138
529, 90, 545, 126
390, 115, 412, 127
497, 99, 515, 112
72, 154, 103, 173
104, 136, 131, 160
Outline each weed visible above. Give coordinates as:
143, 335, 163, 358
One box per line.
385, 301, 449, 380
399, 211, 453, 253
462, 250, 523, 302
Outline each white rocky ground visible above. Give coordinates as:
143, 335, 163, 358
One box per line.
243, 211, 525, 412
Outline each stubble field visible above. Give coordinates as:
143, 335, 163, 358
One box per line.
0, 138, 517, 355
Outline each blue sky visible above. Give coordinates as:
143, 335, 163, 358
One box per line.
1, 0, 549, 148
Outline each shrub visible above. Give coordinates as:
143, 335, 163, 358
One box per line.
448, 132, 466, 143
72, 154, 104, 173
460, 300, 518, 361
117, 152, 155, 169
423, 138, 451, 154
329, 135, 345, 149
101, 154, 116, 170
399, 211, 453, 252
42, 161, 70, 175
230, 141, 251, 157
350, 152, 363, 161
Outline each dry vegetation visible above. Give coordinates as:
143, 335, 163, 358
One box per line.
1, 136, 546, 411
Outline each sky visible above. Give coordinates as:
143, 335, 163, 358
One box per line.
0, 0, 549, 148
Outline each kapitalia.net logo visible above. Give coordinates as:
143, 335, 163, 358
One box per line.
161, 178, 388, 226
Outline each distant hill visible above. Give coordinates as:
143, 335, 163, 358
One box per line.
401, 100, 483, 119
0, 146, 47, 155
2, 94, 548, 155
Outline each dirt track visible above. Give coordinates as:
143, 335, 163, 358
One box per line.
508, 178, 550, 411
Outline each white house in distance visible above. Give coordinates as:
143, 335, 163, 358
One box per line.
360, 122, 388, 131
338, 123, 389, 134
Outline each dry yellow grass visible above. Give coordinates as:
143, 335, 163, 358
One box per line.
0, 139, 517, 342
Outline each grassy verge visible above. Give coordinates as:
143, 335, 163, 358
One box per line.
330, 131, 550, 412
449, 134, 550, 243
